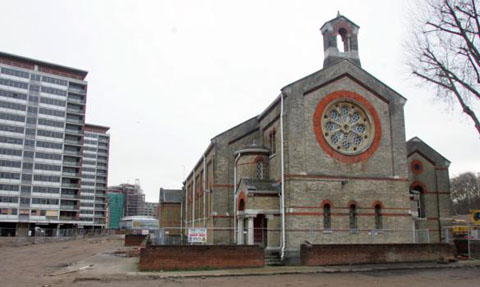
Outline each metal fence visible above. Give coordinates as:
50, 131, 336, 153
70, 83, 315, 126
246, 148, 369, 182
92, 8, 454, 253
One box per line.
148, 227, 433, 246
443, 226, 480, 260
0, 227, 112, 238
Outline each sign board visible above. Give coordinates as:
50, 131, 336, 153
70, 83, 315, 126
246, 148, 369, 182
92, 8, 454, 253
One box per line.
188, 228, 207, 243
141, 229, 149, 235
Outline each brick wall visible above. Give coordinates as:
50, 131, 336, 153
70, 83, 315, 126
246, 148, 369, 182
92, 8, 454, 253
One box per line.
301, 244, 455, 266
139, 245, 264, 271
124, 234, 146, 246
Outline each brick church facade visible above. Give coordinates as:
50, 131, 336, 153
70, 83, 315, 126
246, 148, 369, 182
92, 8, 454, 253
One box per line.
182, 14, 452, 263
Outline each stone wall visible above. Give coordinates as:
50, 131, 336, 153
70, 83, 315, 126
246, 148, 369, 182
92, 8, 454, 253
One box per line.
139, 245, 264, 271
300, 243, 455, 266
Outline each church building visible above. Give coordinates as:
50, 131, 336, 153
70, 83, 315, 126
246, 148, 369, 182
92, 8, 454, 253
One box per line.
182, 14, 452, 263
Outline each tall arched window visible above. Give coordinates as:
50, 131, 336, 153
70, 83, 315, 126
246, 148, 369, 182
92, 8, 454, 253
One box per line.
323, 204, 331, 230
269, 131, 276, 154
411, 185, 426, 218
349, 204, 357, 230
375, 205, 382, 230
239, 199, 245, 211
256, 160, 264, 179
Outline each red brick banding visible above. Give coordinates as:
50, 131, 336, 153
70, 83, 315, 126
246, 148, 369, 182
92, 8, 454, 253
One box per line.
313, 90, 381, 163
139, 245, 264, 271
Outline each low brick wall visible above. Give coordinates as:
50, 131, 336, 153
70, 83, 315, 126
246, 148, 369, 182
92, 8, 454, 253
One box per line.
124, 234, 146, 246
301, 244, 455, 266
139, 245, 264, 271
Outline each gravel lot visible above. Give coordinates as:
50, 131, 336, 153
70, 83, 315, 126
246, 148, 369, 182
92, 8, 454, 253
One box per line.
0, 235, 479, 287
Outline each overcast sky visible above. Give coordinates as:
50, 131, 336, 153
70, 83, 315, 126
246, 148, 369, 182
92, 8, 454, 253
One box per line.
2, 0, 479, 202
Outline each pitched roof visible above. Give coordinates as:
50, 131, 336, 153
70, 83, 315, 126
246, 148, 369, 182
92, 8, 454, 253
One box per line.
320, 13, 360, 30
407, 137, 450, 167
241, 178, 280, 193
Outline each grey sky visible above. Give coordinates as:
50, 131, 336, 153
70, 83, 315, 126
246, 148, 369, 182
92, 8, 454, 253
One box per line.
2, 0, 478, 202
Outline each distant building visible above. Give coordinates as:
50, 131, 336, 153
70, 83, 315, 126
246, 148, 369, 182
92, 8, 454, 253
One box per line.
158, 188, 183, 235
106, 192, 124, 229
0, 51, 110, 235
143, 201, 158, 217
80, 124, 110, 229
108, 183, 145, 216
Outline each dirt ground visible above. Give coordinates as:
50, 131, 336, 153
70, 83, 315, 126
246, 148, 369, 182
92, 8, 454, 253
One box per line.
0, 235, 479, 287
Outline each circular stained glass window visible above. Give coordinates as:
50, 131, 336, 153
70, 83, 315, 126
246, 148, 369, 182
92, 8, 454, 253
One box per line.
321, 100, 374, 155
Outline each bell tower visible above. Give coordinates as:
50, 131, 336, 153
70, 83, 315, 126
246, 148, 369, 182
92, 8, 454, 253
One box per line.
321, 12, 361, 68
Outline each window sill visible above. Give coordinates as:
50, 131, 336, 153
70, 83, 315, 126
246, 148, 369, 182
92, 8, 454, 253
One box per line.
350, 229, 359, 234
323, 230, 332, 234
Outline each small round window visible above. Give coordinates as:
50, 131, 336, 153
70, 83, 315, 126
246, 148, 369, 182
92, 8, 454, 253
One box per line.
321, 100, 374, 155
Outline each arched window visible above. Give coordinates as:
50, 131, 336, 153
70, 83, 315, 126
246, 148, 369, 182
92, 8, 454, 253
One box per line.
269, 131, 276, 154
337, 28, 348, 52
349, 204, 357, 230
323, 204, 331, 230
256, 160, 264, 179
375, 205, 382, 230
239, 199, 245, 211
411, 185, 426, 218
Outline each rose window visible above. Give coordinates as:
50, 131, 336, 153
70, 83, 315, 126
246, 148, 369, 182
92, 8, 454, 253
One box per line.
321, 100, 374, 155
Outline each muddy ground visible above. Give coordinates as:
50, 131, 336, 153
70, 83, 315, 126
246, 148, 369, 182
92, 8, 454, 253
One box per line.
0, 235, 479, 287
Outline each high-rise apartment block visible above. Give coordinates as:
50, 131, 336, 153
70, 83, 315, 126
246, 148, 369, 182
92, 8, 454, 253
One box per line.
0, 52, 110, 235
79, 124, 110, 227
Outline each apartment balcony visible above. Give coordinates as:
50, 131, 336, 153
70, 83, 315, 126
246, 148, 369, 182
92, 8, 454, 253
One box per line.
18, 215, 29, 221
63, 149, 82, 157
64, 139, 82, 146
20, 191, 31, 197
60, 216, 77, 221
98, 138, 109, 143
66, 106, 85, 114
66, 117, 83, 124
63, 161, 81, 167
68, 87, 86, 95
60, 205, 78, 211
62, 171, 80, 178
67, 96, 85, 104
65, 128, 83, 136
61, 183, 80, 188
60, 193, 79, 200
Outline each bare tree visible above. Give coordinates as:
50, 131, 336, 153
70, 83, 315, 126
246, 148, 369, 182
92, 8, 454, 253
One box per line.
408, 0, 480, 136
450, 172, 480, 214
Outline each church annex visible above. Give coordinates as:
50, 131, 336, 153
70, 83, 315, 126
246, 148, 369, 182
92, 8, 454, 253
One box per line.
181, 14, 452, 263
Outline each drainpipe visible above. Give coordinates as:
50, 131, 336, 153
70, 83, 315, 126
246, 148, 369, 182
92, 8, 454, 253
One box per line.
180, 201, 183, 241
203, 155, 206, 227
233, 153, 241, 244
184, 185, 188, 228
192, 171, 195, 228
280, 92, 286, 260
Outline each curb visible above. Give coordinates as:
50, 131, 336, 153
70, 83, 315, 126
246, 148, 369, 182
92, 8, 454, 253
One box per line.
73, 262, 480, 282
